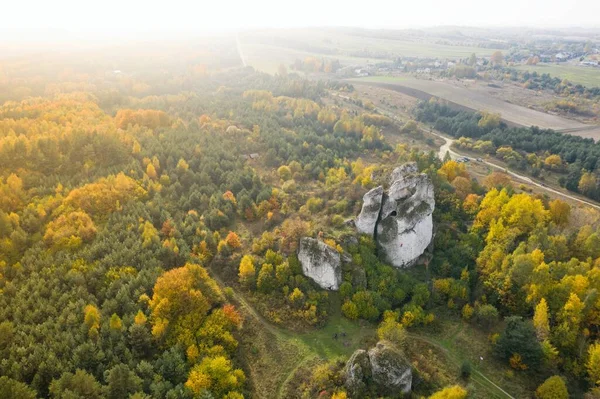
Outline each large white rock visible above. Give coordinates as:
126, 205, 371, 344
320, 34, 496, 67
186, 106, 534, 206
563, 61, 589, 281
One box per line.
355, 186, 384, 235
368, 341, 412, 394
377, 163, 435, 267
298, 237, 342, 290
355, 162, 435, 268
344, 341, 412, 396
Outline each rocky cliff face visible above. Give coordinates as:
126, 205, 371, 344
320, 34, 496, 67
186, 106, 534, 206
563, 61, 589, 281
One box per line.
355, 185, 384, 235
297, 237, 342, 290
344, 341, 412, 397
355, 162, 435, 268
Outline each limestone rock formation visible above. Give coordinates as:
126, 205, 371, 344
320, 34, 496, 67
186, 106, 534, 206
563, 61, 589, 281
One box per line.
356, 162, 435, 268
297, 237, 342, 290
344, 349, 371, 396
344, 341, 412, 397
355, 185, 384, 235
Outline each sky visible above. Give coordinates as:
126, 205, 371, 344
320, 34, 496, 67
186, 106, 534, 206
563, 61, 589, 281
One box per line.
2, 0, 599, 40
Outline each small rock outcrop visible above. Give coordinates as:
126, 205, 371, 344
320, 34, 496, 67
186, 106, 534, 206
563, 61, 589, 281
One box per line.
355, 186, 384, 235
344, 341, 412, 397
297, 237, 342, 290
355, 162, 435, 268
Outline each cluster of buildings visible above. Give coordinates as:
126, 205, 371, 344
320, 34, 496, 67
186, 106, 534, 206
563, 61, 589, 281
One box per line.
335, 57, 481, 77
580, 60, 600, 67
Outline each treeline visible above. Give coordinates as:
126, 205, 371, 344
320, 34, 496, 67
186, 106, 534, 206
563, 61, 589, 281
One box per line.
415, 100, 600, 201
503, 68, 600, 98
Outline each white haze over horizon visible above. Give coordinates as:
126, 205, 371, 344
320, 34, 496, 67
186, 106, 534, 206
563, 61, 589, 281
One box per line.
2, 0, 599, 43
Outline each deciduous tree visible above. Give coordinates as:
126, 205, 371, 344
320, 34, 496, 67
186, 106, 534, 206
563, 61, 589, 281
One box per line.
533, 298, 550, 341
535, 375, 568, 399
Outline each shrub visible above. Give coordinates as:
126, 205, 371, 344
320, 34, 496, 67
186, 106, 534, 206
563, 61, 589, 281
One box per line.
535, 375, 568, 399
460, 361, 471, 380
475, 304, 499, 329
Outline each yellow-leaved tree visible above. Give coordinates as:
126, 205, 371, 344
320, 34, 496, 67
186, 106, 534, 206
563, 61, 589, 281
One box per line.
149, 263, 223, 346
185, 356, 245, 398
429, 384, 468, 399
238, 255, 256, 288
588, 342, 600, 386
533, 298, 550, 341
535, 375, 568, 399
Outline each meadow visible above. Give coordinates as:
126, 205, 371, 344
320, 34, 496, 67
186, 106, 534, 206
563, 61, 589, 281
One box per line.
514, 63, 600, 87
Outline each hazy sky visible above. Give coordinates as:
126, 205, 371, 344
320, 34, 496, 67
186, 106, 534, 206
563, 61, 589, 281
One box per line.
2, 0, 599, 39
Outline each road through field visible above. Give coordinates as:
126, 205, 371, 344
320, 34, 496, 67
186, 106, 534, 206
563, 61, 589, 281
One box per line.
351, 77, 600, 139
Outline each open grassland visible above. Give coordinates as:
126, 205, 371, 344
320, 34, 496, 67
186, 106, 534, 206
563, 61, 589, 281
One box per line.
351, 76, 600, 139
410, 312, 535, 399
514, 63, 600, 87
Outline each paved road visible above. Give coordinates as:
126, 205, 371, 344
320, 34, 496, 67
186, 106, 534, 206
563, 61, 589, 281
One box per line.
333, 89, 600, 211
430, 130, 600, 210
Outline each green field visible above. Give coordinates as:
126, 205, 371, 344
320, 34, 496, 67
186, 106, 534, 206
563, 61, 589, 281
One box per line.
514, 63, 600, 87
240, 28, 496, 74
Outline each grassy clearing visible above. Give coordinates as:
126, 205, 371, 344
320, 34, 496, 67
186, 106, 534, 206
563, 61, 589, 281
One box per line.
221, 264, 526, 399
278, 298, 377, 359
411, 312, 534, 399
514, 63, 600, 87
214, 266, 377, 397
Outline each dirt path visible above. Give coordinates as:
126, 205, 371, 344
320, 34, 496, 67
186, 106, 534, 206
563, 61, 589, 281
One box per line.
208, 268, 318, 398
209, 266, 518, 398
407, 332, 516, 399
209, 268, 279, 337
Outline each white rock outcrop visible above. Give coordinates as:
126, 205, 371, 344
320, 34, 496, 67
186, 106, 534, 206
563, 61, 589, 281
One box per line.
355, 186, 384, 235
356, 162, 435, 268
297, 237, 342, 290
344, 341, 412, 396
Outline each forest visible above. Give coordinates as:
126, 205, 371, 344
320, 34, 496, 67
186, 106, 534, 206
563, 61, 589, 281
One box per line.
415, 100, 600, 201
1, 46, 600, 399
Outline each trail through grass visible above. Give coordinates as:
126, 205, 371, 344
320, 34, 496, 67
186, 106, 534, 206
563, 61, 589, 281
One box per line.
209, 268, 374, 397
211, 266, 523, 398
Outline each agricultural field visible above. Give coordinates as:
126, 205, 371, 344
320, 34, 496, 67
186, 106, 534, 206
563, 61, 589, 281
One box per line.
239, 28, 496, 73
514, 63, 600, 87
351, 75, 600, 139
238, 42, 380, 74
